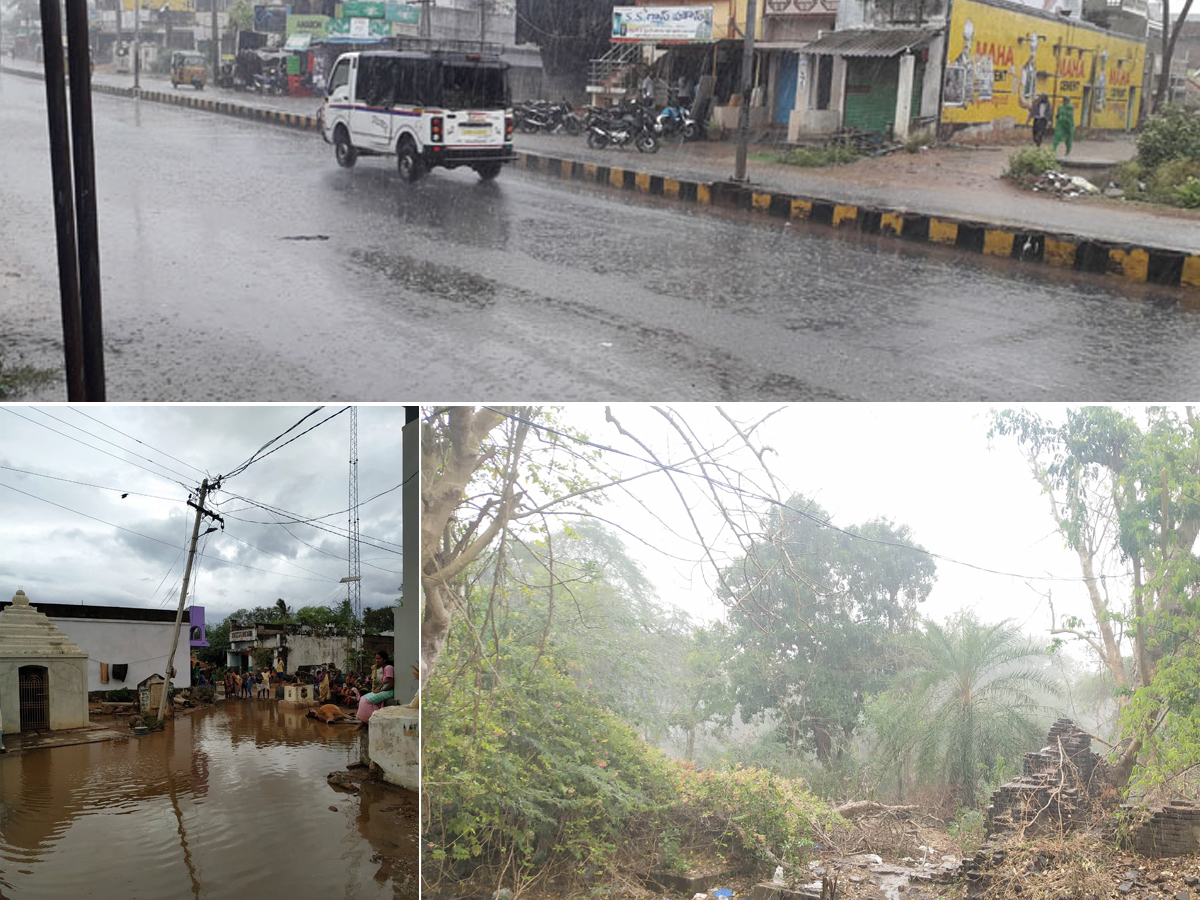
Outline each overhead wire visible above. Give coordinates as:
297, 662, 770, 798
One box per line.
67, 407, 209, 478
0, 463, 188, 503
1, 408, 192, 490
30, 408, 202, 483
479, 406, 1124, 587
222, 406, 350, 481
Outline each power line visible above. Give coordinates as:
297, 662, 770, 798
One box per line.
240, 506, 403, 576
0, 480, 338, 583
224, 494, 403, 553
480, 407, 1120, 587
67, 407, 209, 479
1, 408, 191, 490
223, 407, 350, 481
218, 473, 413, 528
30, 408, 201, 483
0, 463, 187, 503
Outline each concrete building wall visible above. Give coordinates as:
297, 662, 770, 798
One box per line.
394, 604, 418, 705
0, 657, 89, 735
49, 617, 192, 693
285, 633, 354, 671
368, 706, 418, 790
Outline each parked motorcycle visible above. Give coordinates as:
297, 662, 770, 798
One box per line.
514, 99, 582, 135
655, 102, 700, 141
252, 66, 287, 96
585, 103, 658, 153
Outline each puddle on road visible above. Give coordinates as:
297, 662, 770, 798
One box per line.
0, 700, 414, 900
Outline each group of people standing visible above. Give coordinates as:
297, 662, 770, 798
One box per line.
223, 668, 273, 700
219, 650, 396, 724
1028, 93, 1076, 154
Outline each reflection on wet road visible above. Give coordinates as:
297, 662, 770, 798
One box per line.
0, 702, 406, 900
3, 72, 1200, 399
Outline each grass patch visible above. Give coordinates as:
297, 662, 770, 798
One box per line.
0, 359, 57, 400
776, 141, 860, 168
1004, 146, 1058, 179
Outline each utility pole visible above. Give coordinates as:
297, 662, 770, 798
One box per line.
347, 406, 361, 625
732, 0, 758, 182
133, 0, 140, 90
419, 0, 430, 39
210, 0, 218, 86
478, 0, 485, 49
157, 478, 223, 722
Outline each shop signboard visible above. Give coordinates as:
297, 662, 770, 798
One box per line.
941, 0, 1145, 131
253, 4, 291, 33
385, 2, 421, 23
611, 6, 714, 43
287, 13, 329, 36
328, 16, 391, 36
338, 0, 386, 18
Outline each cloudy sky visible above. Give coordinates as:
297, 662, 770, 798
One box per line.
527, 403, 1150, 639
1, 405, 405, 623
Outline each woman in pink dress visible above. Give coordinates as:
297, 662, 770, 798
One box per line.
355, 651, 395, 724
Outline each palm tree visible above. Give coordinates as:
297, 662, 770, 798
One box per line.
272, 598, 293, 622
908, 612, 1060, 805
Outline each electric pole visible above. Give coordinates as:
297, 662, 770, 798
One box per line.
348, 406, 361, 625
133, 0, 140, 90
419, 0, 430, 39
733, 0, 758, 182
211, 0, 218, 87
157, 477, 223, 722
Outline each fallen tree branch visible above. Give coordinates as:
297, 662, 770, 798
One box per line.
834, 801, 918, 821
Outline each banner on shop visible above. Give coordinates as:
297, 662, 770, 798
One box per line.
611, 6, 714, 43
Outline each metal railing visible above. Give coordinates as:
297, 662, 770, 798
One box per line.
587, 42, 642, 93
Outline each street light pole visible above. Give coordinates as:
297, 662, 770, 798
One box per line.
733, 0, 758, 182
211, 0, 217, 84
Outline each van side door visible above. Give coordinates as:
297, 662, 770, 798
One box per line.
325, 55, 353, 139
350, 56, 394, 153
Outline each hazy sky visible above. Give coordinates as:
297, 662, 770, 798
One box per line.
537, 403, 1135, 640
1, 405, 404, 623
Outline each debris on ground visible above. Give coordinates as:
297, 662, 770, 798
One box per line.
1028, 170, 1100, 197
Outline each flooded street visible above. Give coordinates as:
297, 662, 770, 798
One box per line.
0, 700, 415, 900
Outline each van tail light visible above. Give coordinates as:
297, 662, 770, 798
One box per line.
431, 116, 443, 143
505, 116, 513, 141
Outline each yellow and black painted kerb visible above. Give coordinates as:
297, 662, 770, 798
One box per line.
516, 150, 1200, 293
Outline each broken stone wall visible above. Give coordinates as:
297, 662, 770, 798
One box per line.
987, 719, 1101, 835
1127, 801, 1200, 858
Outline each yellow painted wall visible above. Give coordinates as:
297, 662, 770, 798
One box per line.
942, 0, 1145, 130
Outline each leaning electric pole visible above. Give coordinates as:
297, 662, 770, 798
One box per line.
347, 407, 361, 625
157, 477, 223, 723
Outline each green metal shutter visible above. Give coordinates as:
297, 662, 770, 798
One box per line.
843, 57, 899, 136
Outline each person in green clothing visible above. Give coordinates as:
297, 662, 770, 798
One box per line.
1054, 97, 1075, 155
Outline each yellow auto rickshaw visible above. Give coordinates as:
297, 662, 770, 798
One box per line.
170, 51, 207, 90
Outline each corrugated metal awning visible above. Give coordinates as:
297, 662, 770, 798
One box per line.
804, 28, 940, 57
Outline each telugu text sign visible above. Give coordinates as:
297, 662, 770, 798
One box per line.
611, 6, 714, 42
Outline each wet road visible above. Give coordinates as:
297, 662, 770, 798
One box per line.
0, 701, 415, 900
3, 73, 1200, 399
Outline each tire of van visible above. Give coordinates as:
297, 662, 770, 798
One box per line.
396, 138, 424, 183
475, 162, 502, 180
334, 127, 358, 168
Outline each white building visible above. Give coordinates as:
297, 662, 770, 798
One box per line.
0, 590, 90, 735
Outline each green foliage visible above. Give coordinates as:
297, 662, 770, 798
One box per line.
1005, 146, 1058, 179
779, 141, 860, 168
194, 618, 229, 668
227, 0, 254, 33
875, 612, 1058, 806
1147, 157, 1200, 203
723, 496, 936, 763
1136, 105, 1200, 170
363, 604, 396, 633
251, 647, 274, 671
1112, 159, 1144, 197
947, 807, 987, 856
673, 763, 838, 872
1173, 176, 1200, 208
0, 358, 56, 399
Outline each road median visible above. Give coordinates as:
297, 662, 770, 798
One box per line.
515, 150, 1200, 293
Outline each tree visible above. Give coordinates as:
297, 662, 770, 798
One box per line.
272, 598, 293, 622
516, 0, 616, 79
363, 604, 395, 633
1153, 0, 1198, 113
665, 621, 735, 760
722, 496, 937, 763
989, 406, 1200, 789
900, 613, 1058, 805
195, 618, 229, 668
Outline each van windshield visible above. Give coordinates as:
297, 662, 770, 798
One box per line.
439, 65, 508, 110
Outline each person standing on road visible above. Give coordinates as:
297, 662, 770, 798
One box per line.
1029, 93, 1051, 147
640, 69, 655, 106
1054, 96, 1075, 155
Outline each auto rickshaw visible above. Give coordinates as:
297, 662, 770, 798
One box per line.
170, 51, 207, 90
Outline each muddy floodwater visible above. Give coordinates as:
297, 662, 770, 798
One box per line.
0, 700, 413, 900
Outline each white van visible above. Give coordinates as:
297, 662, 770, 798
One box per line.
321, 49, 516, 182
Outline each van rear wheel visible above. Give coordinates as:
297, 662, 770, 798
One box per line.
397, 140, 424, 183
334, 129, 357, 168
